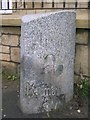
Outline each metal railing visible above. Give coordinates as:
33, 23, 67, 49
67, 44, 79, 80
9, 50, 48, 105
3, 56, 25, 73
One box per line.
0, 0, 90, 10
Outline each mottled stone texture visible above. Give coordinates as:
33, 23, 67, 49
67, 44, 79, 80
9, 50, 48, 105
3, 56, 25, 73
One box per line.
20, 11, 76, 114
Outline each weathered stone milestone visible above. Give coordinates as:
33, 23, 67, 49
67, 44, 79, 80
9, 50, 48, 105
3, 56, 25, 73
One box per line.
20, 10, 76, 114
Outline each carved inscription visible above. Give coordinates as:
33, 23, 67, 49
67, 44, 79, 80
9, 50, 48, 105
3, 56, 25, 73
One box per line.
24, 81, 61, 98
24, 80, 65, 112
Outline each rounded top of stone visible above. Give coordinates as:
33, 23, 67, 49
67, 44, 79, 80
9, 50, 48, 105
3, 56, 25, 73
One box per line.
22, 10, 76, 23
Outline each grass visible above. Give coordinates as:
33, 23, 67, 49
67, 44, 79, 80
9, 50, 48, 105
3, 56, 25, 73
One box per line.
74, 73, 89, 107
2, 71, 20, 83
74, 77, 88, 99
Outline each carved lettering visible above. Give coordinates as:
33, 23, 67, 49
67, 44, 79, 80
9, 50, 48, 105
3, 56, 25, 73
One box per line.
24, 81, 61, 98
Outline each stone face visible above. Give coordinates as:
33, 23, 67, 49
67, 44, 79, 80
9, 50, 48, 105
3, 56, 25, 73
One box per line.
0, 45, 10, 53
2, 61, 17, 73
2, 35, 19, 46
11, 47, 20, 62
35, 10, 46, 14
2, 27, 21, 35
75, 45, 88, 76
0, 53, 10, 61
20, 11, 76, 114
76, 29, 88, 44
26, 10, 36, 14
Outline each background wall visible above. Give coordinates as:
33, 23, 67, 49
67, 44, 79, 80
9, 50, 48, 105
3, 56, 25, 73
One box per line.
75, 29, 89, 81
0, 27, 20, 74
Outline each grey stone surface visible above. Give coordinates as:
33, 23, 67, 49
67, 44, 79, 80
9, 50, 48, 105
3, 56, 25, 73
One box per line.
20, 10, 76, 114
